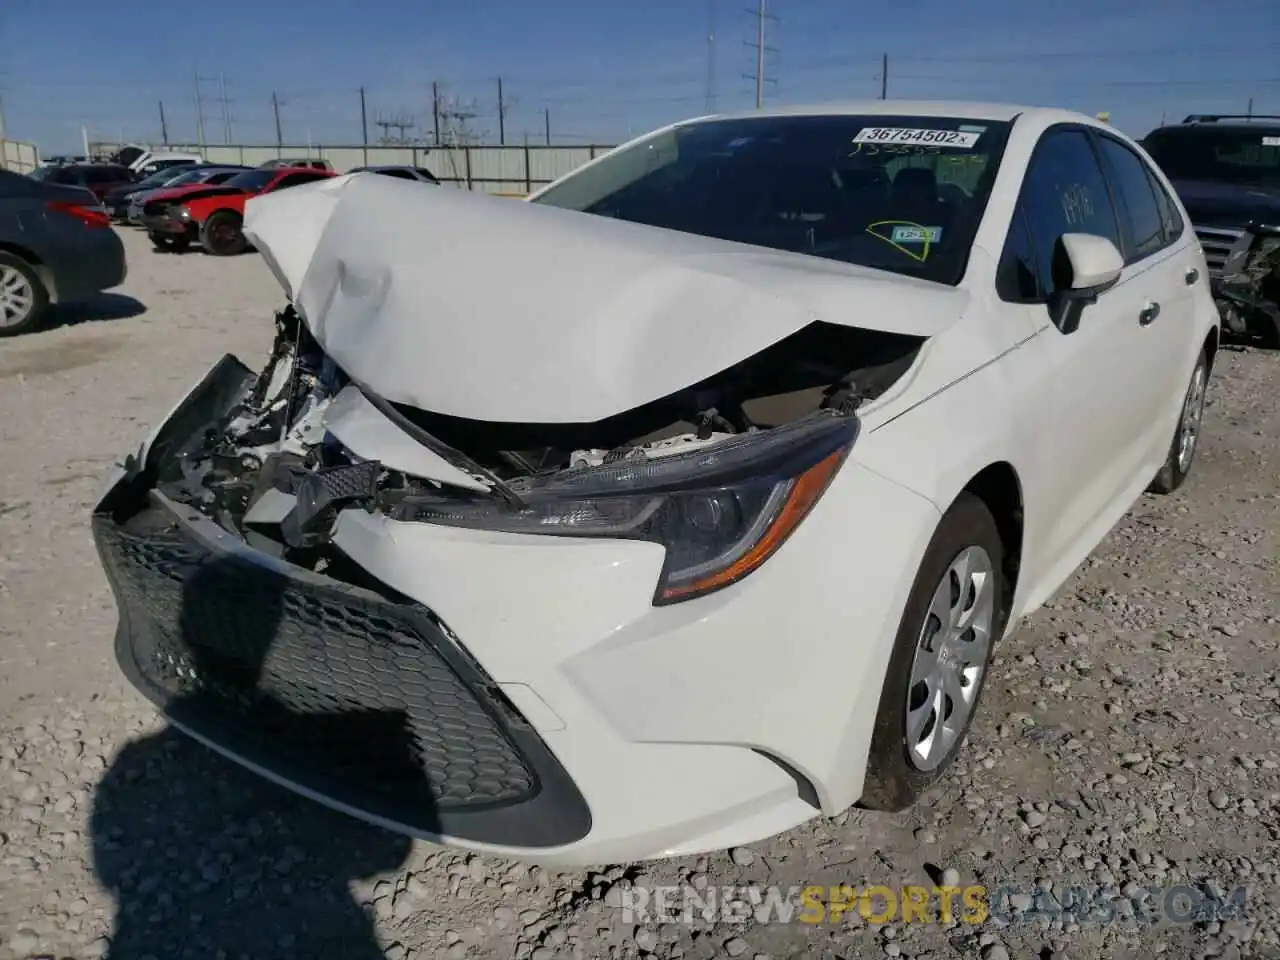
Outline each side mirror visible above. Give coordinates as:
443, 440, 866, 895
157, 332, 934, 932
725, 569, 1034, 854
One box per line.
1049, 233, 1124, 334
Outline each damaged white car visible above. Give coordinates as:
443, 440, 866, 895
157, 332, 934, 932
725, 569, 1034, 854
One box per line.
92, 101, 1219, 865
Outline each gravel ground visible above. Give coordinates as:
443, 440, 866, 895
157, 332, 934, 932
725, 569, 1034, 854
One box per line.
1, 227, 1278, 960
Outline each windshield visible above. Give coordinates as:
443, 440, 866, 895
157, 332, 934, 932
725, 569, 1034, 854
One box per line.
223, 169, 275, 191
164, 168, 215, 187
531, 114, 1012, 284
137, 167, 189, 188
28, 165, 59, 181
1143, 128, 1280, 186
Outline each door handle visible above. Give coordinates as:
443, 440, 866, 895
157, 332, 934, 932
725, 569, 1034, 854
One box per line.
1139, 301, 1161, 325
1185, 267, 1199, 286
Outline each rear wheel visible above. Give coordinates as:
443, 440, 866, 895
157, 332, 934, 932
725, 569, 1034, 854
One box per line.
1148, 349, 1208, 495
201, 211, 246, 256
0, 252, 50, 338
860, 492, 1006, 811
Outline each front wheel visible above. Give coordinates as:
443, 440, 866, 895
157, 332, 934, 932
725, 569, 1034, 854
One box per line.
1147, 349, 1208, 495
860, 492, 1006, 812
200, 211, 247, 256
0, 252, 50, 338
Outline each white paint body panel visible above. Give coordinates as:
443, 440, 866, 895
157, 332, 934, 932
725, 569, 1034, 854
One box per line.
243, 171, 968, 424
107, 101, 1220, 864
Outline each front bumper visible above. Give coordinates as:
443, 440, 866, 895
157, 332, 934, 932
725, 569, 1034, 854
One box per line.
140, 211, 195, 237
92, 354, 941, 863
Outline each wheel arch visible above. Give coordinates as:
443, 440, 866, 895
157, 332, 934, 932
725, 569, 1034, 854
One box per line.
955, 461, 1025, 628
0, 242, 57, 303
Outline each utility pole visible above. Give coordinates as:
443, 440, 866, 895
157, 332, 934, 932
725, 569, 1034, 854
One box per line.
158, 100, 169, 144
272, 92, 283, 151
218, 73, 232, 143
1247, 96, 1254, 118
743, 0, 777, 109
359, 86, 369, 164
880, 54, 888, 99
544, 108, 551, 146
432, 82, 442, 145
193, 71, 205, 149
497, 77, 506, 145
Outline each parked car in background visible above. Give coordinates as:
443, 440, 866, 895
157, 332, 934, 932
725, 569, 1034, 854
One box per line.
1141, 114, 1280, 346
0, 169, 126, 337
259, 158, 333, 171
103, 164, 200, 221
92, 102, 1219, 863
125, 166, 252, 224
350, 164, 439, 184
29, 163, 136, 201
140, 166, 335, 254
128, 151, 205, 177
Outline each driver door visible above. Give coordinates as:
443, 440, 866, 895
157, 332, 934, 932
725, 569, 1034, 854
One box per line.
1002, 126, 1172, 600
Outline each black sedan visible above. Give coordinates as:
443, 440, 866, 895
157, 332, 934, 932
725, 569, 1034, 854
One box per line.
349, 164, 440, 184
0, 170, 127, 336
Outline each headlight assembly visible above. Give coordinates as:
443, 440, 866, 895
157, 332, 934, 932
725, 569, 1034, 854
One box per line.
397, 411, 857, 604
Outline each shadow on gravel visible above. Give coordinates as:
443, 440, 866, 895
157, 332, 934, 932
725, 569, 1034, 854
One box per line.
89, 554, 417, 959
46, 293, 147, 330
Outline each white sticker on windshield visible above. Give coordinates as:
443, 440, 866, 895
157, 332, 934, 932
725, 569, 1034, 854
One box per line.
852, 127, 981, 148
1263, 136, 1280, 147
891, 225, 943, 243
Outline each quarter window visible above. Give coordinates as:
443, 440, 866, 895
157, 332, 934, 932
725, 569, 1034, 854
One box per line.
997, 205, 1041, 302
1096, 136, 1165, 261
1018, 129, 1121, 298
1144, 165, 1184, 244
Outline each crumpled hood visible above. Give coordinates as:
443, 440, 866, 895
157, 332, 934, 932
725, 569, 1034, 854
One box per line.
243, 172, 970, 424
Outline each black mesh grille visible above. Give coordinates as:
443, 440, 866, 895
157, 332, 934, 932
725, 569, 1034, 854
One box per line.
97, 516, 537, 811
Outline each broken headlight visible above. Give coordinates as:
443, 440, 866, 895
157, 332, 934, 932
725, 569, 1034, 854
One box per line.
403, 412, 857, 604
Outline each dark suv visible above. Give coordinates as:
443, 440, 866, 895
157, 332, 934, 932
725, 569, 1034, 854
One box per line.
1141, 115, 1280, 343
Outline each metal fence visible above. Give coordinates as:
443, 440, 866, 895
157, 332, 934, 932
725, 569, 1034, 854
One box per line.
111, 143, 616, 196
0, 139, 41, 174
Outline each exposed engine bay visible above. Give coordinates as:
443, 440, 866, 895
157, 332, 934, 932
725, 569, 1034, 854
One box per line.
158, 304, 923, 568
1214, 224, 1280, 346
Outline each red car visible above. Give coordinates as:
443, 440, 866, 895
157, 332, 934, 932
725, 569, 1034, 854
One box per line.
139, 166, 336, 255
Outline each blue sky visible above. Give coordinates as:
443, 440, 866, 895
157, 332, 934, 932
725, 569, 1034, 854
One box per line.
2, 0, 1278, 153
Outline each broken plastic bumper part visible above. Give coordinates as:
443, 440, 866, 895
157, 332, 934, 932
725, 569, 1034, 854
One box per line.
91, 351, 942, 864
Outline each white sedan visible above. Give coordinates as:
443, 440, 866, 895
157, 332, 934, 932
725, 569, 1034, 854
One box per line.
92, 101, 1218, 865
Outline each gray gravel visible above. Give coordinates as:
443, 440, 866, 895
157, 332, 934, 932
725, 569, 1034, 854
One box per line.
1, 228, 1278, 959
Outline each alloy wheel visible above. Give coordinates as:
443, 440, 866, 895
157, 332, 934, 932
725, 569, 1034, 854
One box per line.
0, 265, 35, 329
905, 545, 996, 772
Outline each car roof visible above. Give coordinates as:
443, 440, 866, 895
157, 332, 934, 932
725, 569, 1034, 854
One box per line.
688, 100, 1082, 124
1148, 120, 1280, 135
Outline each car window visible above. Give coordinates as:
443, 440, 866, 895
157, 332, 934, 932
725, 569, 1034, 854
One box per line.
997, 205, 1042, 302
55, 168, 86, 185
1095, 135, 1165, 261
1143, 127, 1280, 187
271, 172, 327, 190
414, 168, 439, 182
532, 113, 1014, 286
376, 169, 417, 180
1018, 128, 1122, 298
1143, 165, 1184, 244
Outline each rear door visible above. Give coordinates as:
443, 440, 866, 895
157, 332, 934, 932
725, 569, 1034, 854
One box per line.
1092, 131, 1204, 442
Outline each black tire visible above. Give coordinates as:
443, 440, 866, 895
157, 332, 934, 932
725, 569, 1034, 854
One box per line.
200, 211, 247, 256
0, 251, 51, 338
860, 492, 1006, 812
1147, 348, 1208, 495
149, 232, 191, 253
